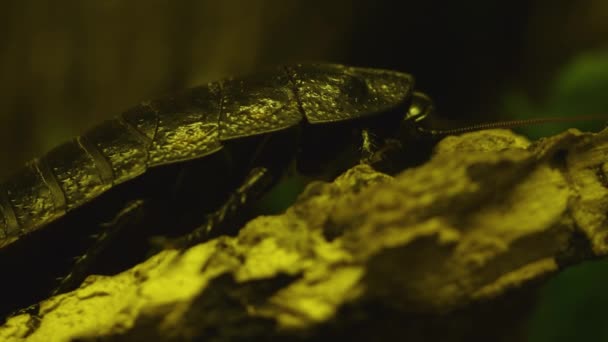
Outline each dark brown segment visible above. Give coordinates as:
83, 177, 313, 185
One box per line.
2, 161, 64, 237
287, 64, 414, 123
45, 139, 111, 210
0, 197, 6, 239
82, 119, 149, 185
122, 102, 159, 142
35, 157, 67, 211
146, 83, 224, 166
77, 136, 115, 184
117, 116, 153, 146
0, 186, 19, 241
219, 66, 302, 140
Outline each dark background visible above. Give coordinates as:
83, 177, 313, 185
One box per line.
1, 1, 607, 340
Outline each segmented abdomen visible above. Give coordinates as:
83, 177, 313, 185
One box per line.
0, 64, 413, 246
0, 83, 225, 246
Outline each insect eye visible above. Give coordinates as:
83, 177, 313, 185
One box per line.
405, 91, 434, 123
408, 105, 424, 120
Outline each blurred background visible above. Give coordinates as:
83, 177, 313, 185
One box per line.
0, 0, 607, 340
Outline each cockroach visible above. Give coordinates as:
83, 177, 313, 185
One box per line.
0, 63, 595, 325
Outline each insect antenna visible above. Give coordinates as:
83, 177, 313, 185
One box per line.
419, 115, 607, 137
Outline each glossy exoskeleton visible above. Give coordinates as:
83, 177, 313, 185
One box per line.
0, 64, 437, 321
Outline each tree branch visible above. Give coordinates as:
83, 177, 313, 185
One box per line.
2, 128, 607, 341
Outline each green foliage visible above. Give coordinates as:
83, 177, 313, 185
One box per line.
504, 51, 608, 139
251, 174, 310, 215
528, 259, 608, 342
506, 51, 608, 341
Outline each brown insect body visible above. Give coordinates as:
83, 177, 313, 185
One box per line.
0, 64, 433, 319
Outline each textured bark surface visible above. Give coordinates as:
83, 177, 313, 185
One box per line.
2, 128, 608, 341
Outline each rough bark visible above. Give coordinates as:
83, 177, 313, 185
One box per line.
2, 128, 608, 341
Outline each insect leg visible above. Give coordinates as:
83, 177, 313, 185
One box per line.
52, 200, 147, 296
164, 166, 275, 249
157, 126, 297, 250
4, 303, 41, 336
359, 129, 380, 163
359, 129, 403, 171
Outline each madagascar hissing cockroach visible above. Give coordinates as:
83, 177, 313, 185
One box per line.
0, 63, 447, 322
